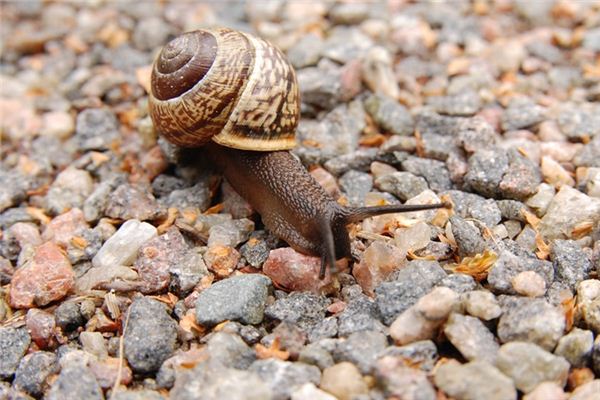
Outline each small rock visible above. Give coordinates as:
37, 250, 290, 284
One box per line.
541, 156, 575, 188
443, 190, 502, 227
13, 351, 57, 397
389, 287, 459, 345
111, 390, 165, 400
46, 168, 94, 215
320, 362, 368, 400
124, 297, 178, 374
523, 382, 566, 400
375, 171, 429, 201
380, 340, 439, 372
76, 264, 138, 292
291, 383, 336, 400
249, 359, 321, 400
337, 293, 383, 337
394, 221, 431, 254
55, 301, 85, 332
75, 108, 119, 151
570, 380, 600, 400
46, 365, 103, 400
593, 336, 600, 375
89, 357, 133, 389
42, 208, 88, 248
554, 328, 594, 368
497, 296, 565, 351
438, 273, 477, 294
205, 332, 256, 370
450, 215, 486, 257
0, 170, 29, 213
374, 355, 436, 400
298, 343, 335, 370
401, 156, 453, 191
577, 280, 600, 334
26, 308, 56, 349
0, 327, 31, 379
551, 240, 593, 291
265, 292, 329, 332
195, 274, 271, 327
105, 183, 164, 221
80, 331, 108, 360
170, 362, 272, 400
203, 245, 240, 278
263, 248, 334, 294
132, 17, 171, 51
333, 330, 387, 373
40, 110, 74, 139
501, 98, 546, 131
434, 360, 516, 400
488, 250, 553, 295
444, 313, 499, 363
538, 186, 600, 240
287, 33, 323, 69
512, 271, 546, 297
338, 170, 372, 206
240, 231, 277, 268
92, 219, 157, 268
427, 91, 482, 116
364, 94, 413, 136
353, 241, 404, 295
462, 290, 502, 320
495, 341, 570, 393
10, 242, 74, 308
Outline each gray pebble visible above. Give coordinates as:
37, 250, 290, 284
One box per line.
75, 108, 119, 151
376, 260, 447, 325
170, 361, 272, 400
557, 105, 600, 141
488, 250, 553, 294
287, 33, 323, 69
438, 273, 477, 293
55, 301, 85, 331
337, 293, 384, 337
444, 313, 499, 363
297, 64, 342, 111
323, 148, 378, 176
112, 390, 166, 400
83, 174, 126, 222
496, 200, 527, 222
45, 168, 94, 215
240, 231, 278, 268
450, 215, 486, 257
574, 136, 600, 168
124, 297, 178, 374
308, 317, 339, 343
333, 330, 387, 374
0, 327, 31, 379
401, 156, 453, 191
0, 170, 29, 213
105, 183, 164, 221
339, 170, 373, 206
497, 296, 565, 351
249, 358, 321, 400
196, 274, 271, 327
422, 133, 459, 160
464, 148, 508, 198
207, 218, 255, 247
0, 207, 35, 230
443, 190, 502, 227
427, 91, 482, 116
416, 110, 466, 137
133, 17, 171, 51
374, 171, 429, 201
12, 351, 57, 397
151, 175, 186, 199
501, 98, 546, 131
554, 328, 594, 368
456, 117, 498, 153
379, 340, 439, 372
266, 292, 330, 332
551, 240, 593, 291
46, 366, 103, 400
298, 343, 335, 370
364, 94, 414, 136
161, 180, 213, 212
495, 341, 569, 393
434, 360, 516, 400
205, 332, 256, 370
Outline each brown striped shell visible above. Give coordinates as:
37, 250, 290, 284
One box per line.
148, 28, 299, 151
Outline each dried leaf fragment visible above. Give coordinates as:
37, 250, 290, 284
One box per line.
255, 338, 290, 361
447, 250, 498, 281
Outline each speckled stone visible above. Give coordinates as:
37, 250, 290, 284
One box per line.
0, 327, 31, 379
434, 360, 516, 400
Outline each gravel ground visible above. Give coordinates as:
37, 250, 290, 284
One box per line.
1, 1, 600, 399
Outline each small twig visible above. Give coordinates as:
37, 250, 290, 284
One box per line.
109, 304, 131, 400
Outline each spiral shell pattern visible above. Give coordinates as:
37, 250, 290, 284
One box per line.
149, 28, 299, 150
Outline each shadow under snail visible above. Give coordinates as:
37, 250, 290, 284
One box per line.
148, 28, 448, 278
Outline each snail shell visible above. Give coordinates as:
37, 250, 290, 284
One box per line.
149, 28, 300, 151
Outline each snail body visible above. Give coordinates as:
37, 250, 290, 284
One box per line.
149, 28, 447, 278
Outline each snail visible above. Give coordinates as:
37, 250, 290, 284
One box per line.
148, 28, 448, 278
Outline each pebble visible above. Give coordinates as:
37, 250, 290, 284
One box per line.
488, 250, 553, 295
497, 296, 565, 351
428, 91, 482, 116
74, 108, 119, 151
42, 208, 88, 247
593, 336, 600, 375
0, 256, 14, 285
375, 355, 436, 400
287, 33, 323, 69
434, 360, 517, 400
10, 241, 74, 308
207, 218, 254, 247
541, 156, 575, 188
203, 245, 240, 278
55, 301, 85, 331
374, 171, 429, 201
450, 215, 486, 256
76, 263, 138, 292
266, 291, 329, 333
577, 280, 600, 334
523, 382, 567, 400
394, 221, 431, 254
132, 17, 171, 51
438, 273, 477, 294
40, 110, 74, 139
337, 293, 384, 337
570, 380, 600, 400
538, 186, 600, 240
501, 98, 546, 131
124, 297, 178, 374
401, 156, 453, 191
291, 383, 336, 400
557, 106, 600, 142
262, 248, 334, 294
195, 274, 271, 327
333, 330, 387, 374
45, 168, 94, 215
352, 241, 404, 296
338, 170, 372, 206
298, 343, 335, 370
381, 340, 439, 372
205, 332, 255, 370
239, 231, 277, 268
26, 308, 56, 349
444, 190, 502, 227
364, 94, 413, 136
495, 341, 570, 393
320, 362, 368, 400
170, 362, 272, 400
323, 148, 377, 176
551, 240, 593, 291
45, 366, 103, 400
161, 180, 214, 212
12, 351, 58, 397
389, 287, 458, 345
82, 174, 126, 222
0, 327, 31, 379
512, 271, 547, 297
249, 359, 321, 400
92, 219, 157, 268
297, 64, 343, 111
90, 357, 134, 388
554, 328, 594, 368
134, 227, 206, 294
112, 390, 166, 400
444, 313, 499, 363
105, 183, 164, 221
376, 260, 447, 325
